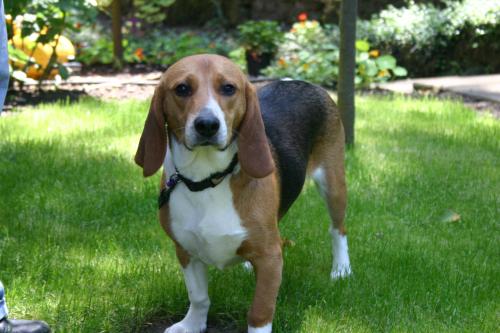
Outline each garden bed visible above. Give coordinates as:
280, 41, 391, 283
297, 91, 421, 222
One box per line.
4, 70, 275, 110
5, 73, 500, 120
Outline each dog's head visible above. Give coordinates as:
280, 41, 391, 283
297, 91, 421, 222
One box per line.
135, 54, 274, 178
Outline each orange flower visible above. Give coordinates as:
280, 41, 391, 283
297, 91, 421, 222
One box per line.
134, 47, 144, 60
298, 12, 308, 22
369, 49, 380, 58
278, 57, 287, 67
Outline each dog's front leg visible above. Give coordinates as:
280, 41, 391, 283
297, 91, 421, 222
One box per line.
247, 249, 283, 333
165, 259, 210, 333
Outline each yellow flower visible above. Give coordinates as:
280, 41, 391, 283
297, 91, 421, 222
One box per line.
302, 63, 310, 71
378, 69, 389, 77
369, 49, 380, 57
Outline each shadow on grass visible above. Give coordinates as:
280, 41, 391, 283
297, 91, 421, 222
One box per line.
5, 89, 87, 110
1, 103, 497, 332
144, 118, 498, 332
0, 138, 253, 332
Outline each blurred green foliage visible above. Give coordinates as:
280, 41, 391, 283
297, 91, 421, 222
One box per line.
237, 20, 284, 55
133, 0, 175, 24
6, 0, 96, 85
358, 0, 500, 76
74, 28, 237, 67
7, 0, 496, 83
263, 20, 406, 87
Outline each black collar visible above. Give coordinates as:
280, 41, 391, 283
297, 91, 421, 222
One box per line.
158, 154, 239, 209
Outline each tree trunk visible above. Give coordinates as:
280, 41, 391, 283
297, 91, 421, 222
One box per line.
111, 0, 123, 69
222, 0, 240, 27
337, 0, 357, 147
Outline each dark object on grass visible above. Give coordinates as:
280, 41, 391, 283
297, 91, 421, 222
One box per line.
0, 318, 51, 333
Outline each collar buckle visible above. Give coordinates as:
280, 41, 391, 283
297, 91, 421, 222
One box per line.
167, 172, 181, 188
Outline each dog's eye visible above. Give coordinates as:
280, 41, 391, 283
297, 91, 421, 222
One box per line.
220, 84, 236, 96
175, 84, 192, 97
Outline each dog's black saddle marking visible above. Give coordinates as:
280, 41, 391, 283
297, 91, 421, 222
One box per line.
258, 80, 334, 217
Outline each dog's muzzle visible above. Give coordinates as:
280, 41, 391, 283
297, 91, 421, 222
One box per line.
194, 115, 220, 139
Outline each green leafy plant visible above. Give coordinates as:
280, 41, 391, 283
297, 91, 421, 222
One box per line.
76, 29, 235, 67
228, 46, 247, 73
357, 0, 500, 76
355, 40, 407, 86
263, 20, 406, 87
237, 20, 283, 55
76, 37, 114, 65
133, 0, 176, 24
6, 0, 92, 87
263, 20, 339, 84
127, 31, 220, 65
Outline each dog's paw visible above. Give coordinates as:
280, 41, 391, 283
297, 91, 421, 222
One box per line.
242, 261, 253, 272
330, 264, 352, 280
248, 323, 272, 333
164, 321, 206, 333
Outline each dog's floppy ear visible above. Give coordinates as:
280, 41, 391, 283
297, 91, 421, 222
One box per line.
135, 86, 167, 177
237, 82, 275, 178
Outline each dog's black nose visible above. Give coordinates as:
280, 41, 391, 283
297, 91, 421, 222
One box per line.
194, 116, 220, 138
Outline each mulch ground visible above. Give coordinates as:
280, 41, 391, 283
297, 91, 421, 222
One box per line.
4, 70, 500, 119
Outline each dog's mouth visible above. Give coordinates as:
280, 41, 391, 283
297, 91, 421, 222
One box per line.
197, 138, 219, 147
185, 134, 236, 152
184, 127, 234, 151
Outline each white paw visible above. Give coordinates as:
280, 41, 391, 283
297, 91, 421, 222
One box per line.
248, 323, 272, 333
330, 228, 352, 280
242, 261, 253, 272
164, 321, 206, 333
330, 264, 352, 280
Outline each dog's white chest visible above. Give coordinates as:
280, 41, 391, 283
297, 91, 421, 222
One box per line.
169, 177, 247, 269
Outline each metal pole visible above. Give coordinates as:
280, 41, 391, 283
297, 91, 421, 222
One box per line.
338, 0, 358, 147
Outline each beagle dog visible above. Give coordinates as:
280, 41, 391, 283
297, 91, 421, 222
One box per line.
135, 54, 351, 333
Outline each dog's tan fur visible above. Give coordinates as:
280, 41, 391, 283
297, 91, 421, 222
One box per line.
135, 54, 348, 331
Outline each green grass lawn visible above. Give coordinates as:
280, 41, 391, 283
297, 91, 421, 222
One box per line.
0, 96, 498, 333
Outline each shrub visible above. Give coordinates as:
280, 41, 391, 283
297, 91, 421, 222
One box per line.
6, 0, 93, 85
357, 0, 500, 76
228, 46, 247, 73
237, 20, 284, 55
263, 20, 406, 87
133, 0, 176, 24
237, 20, 284, 75
75, 28, 237, 67
130, 31, 218, 65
